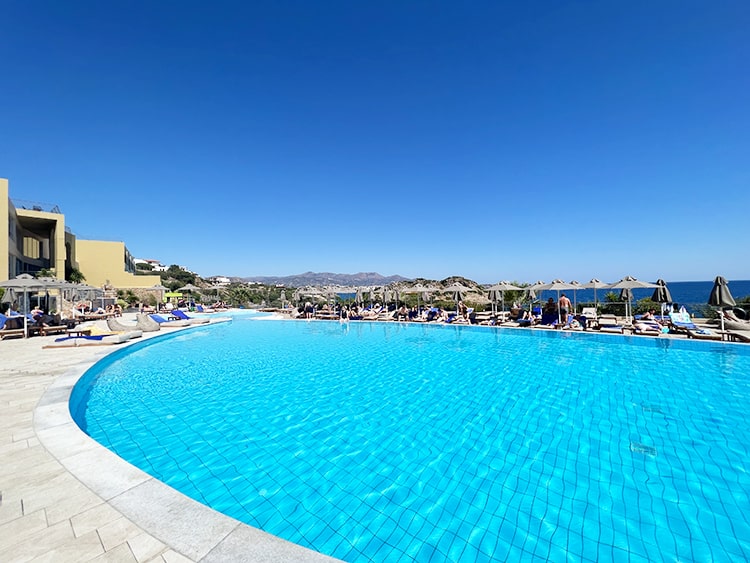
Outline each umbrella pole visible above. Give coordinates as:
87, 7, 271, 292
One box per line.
594, 288, 598, 314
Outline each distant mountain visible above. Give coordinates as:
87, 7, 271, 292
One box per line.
238, 271, 410, 287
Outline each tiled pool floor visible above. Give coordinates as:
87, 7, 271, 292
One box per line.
0, 317, 336, 562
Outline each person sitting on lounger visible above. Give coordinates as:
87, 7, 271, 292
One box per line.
543, 298, 557, 316
458, 301, 469, 321
642, 309, 657, 321
425, 308, 440, 322
395, 304, 409, 321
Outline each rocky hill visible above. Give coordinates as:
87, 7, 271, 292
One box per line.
238, 271, 410, 287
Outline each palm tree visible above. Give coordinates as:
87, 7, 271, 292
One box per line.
68, 268, 86, 283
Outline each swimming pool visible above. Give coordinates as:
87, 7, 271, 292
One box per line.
70, 317, 750, 561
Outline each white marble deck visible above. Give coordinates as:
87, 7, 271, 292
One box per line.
0, 315, 338, 562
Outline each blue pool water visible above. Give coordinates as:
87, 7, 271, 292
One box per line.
70, 316, 750, 562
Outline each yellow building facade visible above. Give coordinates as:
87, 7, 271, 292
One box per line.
74, 239, 160, 288
1, 177, 160, 289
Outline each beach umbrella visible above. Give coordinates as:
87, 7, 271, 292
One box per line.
0, 288, 12, 304
151, 284, 169, 309
651, 279, 673, 317
525, 280, 546, 307
568, 280, 584, 313
443, 282, 472, 315
708, 276, 736, 333
72, 283, 104, 310
401, 283, 438, 313
177, 283, 202, 293
606, 276, 658, 322
537, 279, 577, 324
487, 281, 522, 315
0, 274, 68, 336
620, 288, 634, 319
389, 285, 401, 308
368, 286, 381, 306
583, 278, 609, 312
178, 283, 202, 304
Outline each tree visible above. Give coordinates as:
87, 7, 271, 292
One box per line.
225, 286, 253, 308
68, 268, 86, 283
161, 265, 196, 287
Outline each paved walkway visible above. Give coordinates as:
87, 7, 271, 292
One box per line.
0, 317, 336, 562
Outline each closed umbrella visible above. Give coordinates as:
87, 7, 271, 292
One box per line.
525, 280, 546, 309
151, 284, 169, 311
620, 288, 634, 318
383, 288, 392, 309
651, 279, 673, 318
487, 281, 522, 315
368, 286, 381, 307
708, 276, 736, 333
443, 282, 472, 315
606, 276, 658, 323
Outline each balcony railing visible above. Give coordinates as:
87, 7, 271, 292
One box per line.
11, 199, 62, 214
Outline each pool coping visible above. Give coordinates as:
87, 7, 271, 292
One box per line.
32, 325, 340, 562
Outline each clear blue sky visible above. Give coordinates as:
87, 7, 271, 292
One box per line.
2, 1, 748, 284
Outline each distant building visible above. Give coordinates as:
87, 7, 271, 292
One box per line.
134, 258, 168, 272
207, 275, 231, 287
0, 177, 161, 288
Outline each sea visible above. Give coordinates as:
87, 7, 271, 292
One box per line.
340, 280, 750, 315
538, 279, 750, 315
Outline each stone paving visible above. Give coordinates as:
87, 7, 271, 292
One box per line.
0, 316, 336, 562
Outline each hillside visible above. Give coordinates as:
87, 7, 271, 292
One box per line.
239, 271, 409, 287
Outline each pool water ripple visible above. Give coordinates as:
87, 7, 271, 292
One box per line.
70, 317, 750, 562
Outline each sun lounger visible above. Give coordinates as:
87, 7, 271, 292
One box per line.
581, 307, 597, 328
42, 330, 141, 348
686, 327, 722, 341
727, 330, 750, 343
597, 315, 624, 334
35, 324, 69, 337
723, 308, 749, 322
722, 319, 750, 332
0, 313, 28, 339
516, 307, 542, 327
170, 309, 211, 324
136, 314, 164, 331
147, 314, 190, 328
669, 310, 698, 332
107, 317, 139, 332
